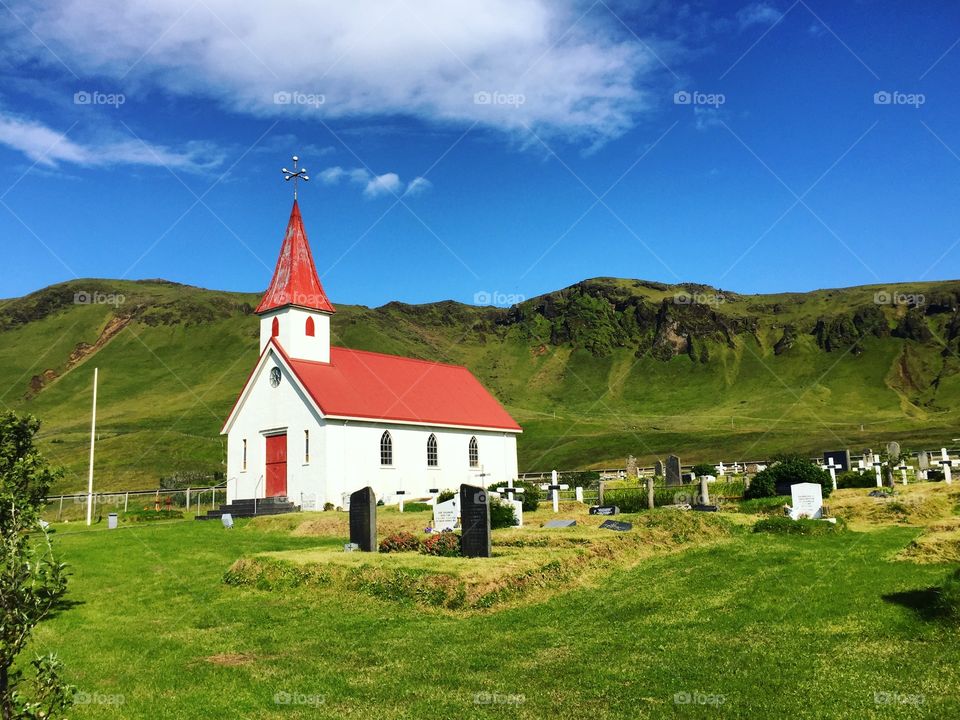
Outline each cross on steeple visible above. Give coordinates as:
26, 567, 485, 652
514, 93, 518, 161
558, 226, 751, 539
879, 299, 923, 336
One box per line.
281, 155, 309, 199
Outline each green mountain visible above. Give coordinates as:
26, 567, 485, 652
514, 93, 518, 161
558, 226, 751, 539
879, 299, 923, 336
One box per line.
2, 277, 959, 493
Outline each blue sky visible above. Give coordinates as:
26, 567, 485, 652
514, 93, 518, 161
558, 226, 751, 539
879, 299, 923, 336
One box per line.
1, 0, 958, 307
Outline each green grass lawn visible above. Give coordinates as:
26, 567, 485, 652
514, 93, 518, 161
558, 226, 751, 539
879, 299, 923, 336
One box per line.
31, 500, 960, 719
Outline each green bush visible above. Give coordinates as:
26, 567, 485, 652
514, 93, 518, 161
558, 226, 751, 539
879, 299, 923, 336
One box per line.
323, 502, 335, 511
402, 502, 432, 513
487, 481, 540, 512
124, 508, 184, 522
378, 531, 421, 553
489, 498, 518, 529
753, 516, 845, 535
836, 470, 874, 489
436, 489, 456, 503
420, 532, 460, 557
691, 463, 716, 478
745, 457, 833, 500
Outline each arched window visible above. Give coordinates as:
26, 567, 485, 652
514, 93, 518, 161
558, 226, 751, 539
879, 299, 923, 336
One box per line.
271, 317, 280, 337
380, 431, 393, 466
305, 316, 315, 337
427, 433, 438, 467
468, 436, 479, 468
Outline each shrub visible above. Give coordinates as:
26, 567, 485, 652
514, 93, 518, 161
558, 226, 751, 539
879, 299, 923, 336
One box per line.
125, 508, 183, 522
323, 502, 334, 511
745, 456, 833, 500
489, 498, 518, 529
753, 516, 845, 535
487, 481, 540, 512
401, 502, 432, 513
378, 531, 421, 553
436, 489, 456, 503
691, 463, 716, 478
836, 470, 874, 489
421, 532, 460, 557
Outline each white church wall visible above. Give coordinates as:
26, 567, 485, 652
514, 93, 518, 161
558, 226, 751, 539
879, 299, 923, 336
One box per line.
225, 347, 324, 502
321, 420, 519, 506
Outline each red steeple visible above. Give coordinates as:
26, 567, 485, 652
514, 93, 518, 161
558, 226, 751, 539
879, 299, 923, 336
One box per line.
256, 200, 335, 314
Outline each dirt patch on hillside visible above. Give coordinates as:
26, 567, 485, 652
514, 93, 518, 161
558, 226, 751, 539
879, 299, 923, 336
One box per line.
28, 315, 130, 395
828, 485, 959, 527
897, 517, 960, 564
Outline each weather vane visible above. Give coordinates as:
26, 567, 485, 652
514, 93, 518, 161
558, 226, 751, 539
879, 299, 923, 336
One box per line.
281, 155, 309, 200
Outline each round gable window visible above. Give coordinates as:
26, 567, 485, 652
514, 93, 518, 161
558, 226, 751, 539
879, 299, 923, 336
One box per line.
269, 367, 282, 387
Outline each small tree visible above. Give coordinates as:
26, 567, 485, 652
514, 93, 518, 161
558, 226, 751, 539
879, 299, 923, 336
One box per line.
0, 412, 71, 720
744, 455, 833, 500
691, 463, 716, 478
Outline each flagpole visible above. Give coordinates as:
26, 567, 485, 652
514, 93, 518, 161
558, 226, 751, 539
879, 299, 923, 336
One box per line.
86, 367, 98, 526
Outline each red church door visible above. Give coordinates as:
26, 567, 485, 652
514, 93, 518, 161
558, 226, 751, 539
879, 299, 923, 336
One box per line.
265, 434, 288, 497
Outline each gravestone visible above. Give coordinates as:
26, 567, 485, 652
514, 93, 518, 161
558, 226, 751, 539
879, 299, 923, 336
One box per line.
459, 484, 491, 558
349, 486, 377, 552
788, 483, 823, 520
589, 506, 620, 516
886, 441, 901, 461
666, 455, 682, 486
543, 519, 577, 528
599, 519, 632, 532
823, 450, 851, 473
654, 460, 664, 478
575, 486, 584, 503
918, 451, 930, 470
432, 497, 459, 532
626, 455, 638, 477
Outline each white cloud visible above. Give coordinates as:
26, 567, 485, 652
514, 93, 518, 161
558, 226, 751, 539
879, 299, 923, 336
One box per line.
363, 173, 402, 199
9, 0, 672, 144
0, 112, 219, 171
318, 166, 432, 199
736, 2, 783, 30
403, 176, 432, 197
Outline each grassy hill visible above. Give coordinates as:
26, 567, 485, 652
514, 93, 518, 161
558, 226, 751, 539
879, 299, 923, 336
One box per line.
2, 276, 960, 493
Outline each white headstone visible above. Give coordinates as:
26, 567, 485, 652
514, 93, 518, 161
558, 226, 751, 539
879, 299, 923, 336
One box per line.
789, 483, 823, 520
432, 497, 459, 532
941, 448, 953, 484
575, 486, 584, 503
508, 498, 523, 528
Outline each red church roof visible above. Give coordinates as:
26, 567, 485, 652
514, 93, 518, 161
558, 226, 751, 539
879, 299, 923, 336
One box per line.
255, 200, 335, 314
284, 344, 521, 432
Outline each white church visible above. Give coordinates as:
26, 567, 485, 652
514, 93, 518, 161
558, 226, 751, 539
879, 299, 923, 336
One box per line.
220, 198, 521, 509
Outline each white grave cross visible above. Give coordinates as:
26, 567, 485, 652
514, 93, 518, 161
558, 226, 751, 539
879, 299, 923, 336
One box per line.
941, 448, 953, 485
898, 461, 909, 486
541, 470, 569, 513
825, 457, 838, 491
872, 453, 883, 488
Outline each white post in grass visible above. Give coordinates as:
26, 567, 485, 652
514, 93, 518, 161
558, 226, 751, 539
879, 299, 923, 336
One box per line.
857, 459, 865, 475
85, 367, 99, 526
941, 448, 952, 485
396, 488, 406, 512
898, 461, 909, 486
872, 454, 883, 488
826, 457, 838, 491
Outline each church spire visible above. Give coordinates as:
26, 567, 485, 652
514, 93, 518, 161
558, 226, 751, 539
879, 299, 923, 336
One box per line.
255, 199, 336, 315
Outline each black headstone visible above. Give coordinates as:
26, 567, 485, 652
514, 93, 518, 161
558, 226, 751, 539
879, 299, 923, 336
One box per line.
349, 486, 377, 552
823, 450, 851, 472
599, 519, 633, 531
666, 455, 682, 486
691, 504, 719, 512
589, 505, 620, 516
459, 484, 491, 558
654, 460, 664, 477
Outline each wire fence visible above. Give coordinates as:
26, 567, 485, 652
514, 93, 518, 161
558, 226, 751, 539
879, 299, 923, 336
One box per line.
42, 485, 227, 522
